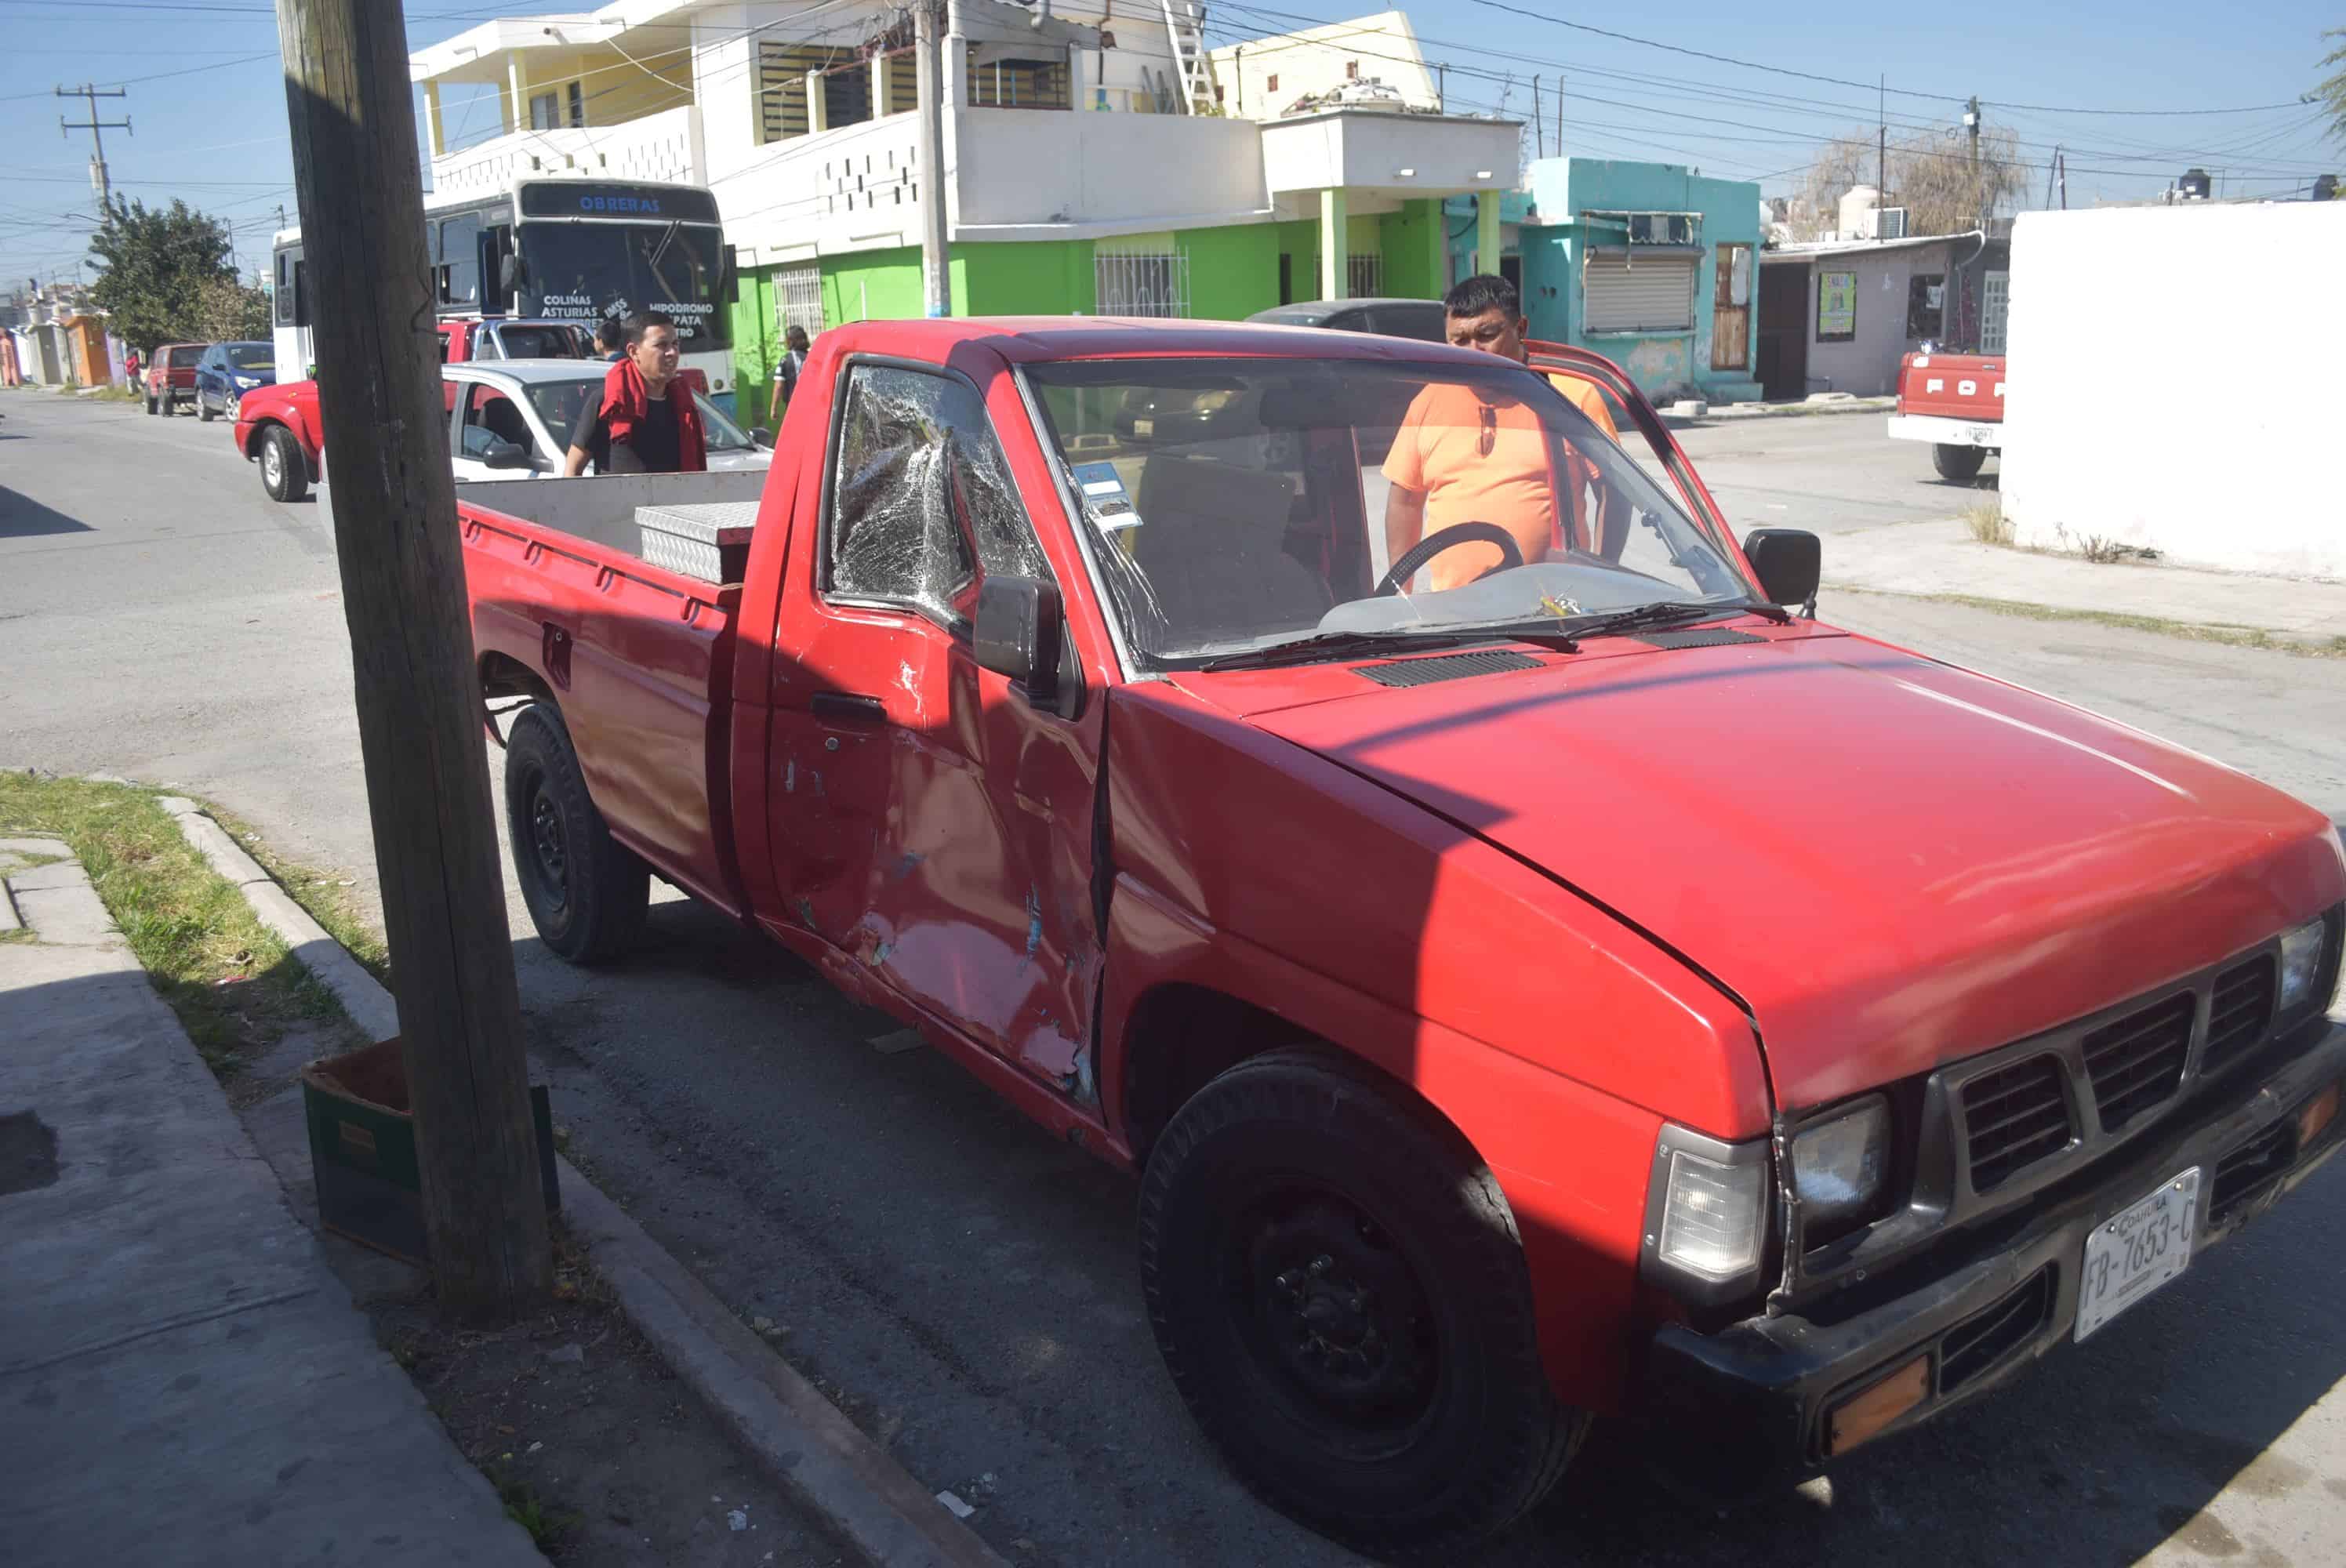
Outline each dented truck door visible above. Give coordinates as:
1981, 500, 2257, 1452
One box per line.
767, 352, 1106, 1100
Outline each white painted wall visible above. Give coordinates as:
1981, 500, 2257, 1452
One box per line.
2000, 203, 2346, 582
1208, 11, 1436, 118
429, 103, 706, 198
954, 109, 1266, 227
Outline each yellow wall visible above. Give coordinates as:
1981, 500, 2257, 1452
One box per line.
511, 43, 691, 131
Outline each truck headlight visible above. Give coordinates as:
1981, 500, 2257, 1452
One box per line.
1789, 1096, 1891, 1240
2279, 917, 2329, 1013
1648, 1126, 1768, 1286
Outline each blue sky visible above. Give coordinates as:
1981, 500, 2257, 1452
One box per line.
2, 0, 2337, 288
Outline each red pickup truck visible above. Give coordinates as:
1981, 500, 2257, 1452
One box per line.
1887, 350, 2003, 481
461, 319, 2346, 1555
143, 341, 205, 416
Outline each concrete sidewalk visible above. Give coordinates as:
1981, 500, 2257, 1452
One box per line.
1821, 517, 2346, 646
0, 840, 544, 1567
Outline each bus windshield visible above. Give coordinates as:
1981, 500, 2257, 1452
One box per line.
521, 221, 731, 352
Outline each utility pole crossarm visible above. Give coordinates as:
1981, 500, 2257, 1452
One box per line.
58, 83, 131, 211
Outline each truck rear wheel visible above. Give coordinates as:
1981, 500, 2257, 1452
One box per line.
505, 703, 649, 966
1138, 1048, 1584, 1557
260, 426, 308, 503
1933, 442, 1986, 481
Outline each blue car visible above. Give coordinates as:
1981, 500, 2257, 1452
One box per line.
194, 341, 276, 423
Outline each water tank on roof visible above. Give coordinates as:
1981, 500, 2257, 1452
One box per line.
2178, 168, 2212, 201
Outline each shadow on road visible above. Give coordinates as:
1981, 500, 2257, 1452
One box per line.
0, 487, 93, 539
513, 894, 2346, 1568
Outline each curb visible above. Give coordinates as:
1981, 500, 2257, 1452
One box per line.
1665, 397, 1895, 427
163, 801, 1008, 1568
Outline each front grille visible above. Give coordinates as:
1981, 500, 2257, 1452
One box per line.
1963, 1054, 2073, 1192
2083, 993, 2195, 1133
2211, 1119, 2295, 1215
2203, 956, 2275, 1074
1938, 1266, 2054, 1393
1353, 649, 1542, 688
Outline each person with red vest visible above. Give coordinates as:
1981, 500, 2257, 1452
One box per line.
563, 310, 706, 476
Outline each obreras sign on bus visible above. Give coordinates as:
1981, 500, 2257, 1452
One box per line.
518, 183, 721, 225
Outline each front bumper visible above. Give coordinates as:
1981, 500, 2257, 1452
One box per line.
1640, 1016, 2346, 1500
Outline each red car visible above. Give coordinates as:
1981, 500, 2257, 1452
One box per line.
455, 320, 2343, 1552
143, 342, 205, 416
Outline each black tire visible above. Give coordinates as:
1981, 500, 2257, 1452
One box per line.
1138, 1048, 1585, 1558
144, 394, 156, 416
158, 394, 173, 418
198, 389, 216, 423
260, 426, 309, 503
1932, 442, 1986, 481
504, 703, 649, 966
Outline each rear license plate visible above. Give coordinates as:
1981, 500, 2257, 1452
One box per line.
2075, 1168, 2200, 1341
1969, 424, 1996, 445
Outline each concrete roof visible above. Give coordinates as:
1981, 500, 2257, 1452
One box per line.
1761, 228, 1984, 261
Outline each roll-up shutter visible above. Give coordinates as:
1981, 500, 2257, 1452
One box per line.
1583, 252, 1697, 333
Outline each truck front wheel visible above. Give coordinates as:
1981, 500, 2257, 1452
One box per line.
1933, 442, 1987, 481
1138, 1048, 1585, 1556
504, 704, 649, 966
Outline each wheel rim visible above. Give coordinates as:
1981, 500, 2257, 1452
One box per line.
1231, 1185, 1440, 1458
263, 441, 282, 488
527, 779, 570, 913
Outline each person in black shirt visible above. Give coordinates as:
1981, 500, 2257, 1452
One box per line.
594, 317, 626, 362
564, 310, 706, 476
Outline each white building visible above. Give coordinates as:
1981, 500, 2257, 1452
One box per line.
1999, 201, 2346, 581
409, 1, 1519, 421
1206, 10, 1440, 120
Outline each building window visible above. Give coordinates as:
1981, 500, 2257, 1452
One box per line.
1346, 253, 1382, 298
1906, 273, 1945, 340
1582, 252, 1696, 334
1095, 238, 1189, 318
1981, 270, 2009, 354
757, 42, 859, 143
528, 90, 559, 131
967, 43, 1071, 110
567, 81, 585, 126
775, 264, 826, 341
1817, 270, 1857, 342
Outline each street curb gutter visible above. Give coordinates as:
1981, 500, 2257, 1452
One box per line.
164, 801, 1009, 1568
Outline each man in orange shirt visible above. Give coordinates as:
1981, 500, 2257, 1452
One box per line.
1383, 274, 1619, 590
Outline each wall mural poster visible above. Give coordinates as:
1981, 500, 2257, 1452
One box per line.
1818, 270, 1857, 340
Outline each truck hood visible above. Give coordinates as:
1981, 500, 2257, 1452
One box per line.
1231, 632, 2344, 1111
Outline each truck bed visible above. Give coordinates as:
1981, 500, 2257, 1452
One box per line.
459, 474, 766, 914
1894, 352, 2004, 422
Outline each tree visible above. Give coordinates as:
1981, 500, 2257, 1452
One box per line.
85, 198, 238, 353
1796, 122, 2029, 237
194, 274, 271, 342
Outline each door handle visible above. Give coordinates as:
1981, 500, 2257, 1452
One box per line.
810, 691, 887, 722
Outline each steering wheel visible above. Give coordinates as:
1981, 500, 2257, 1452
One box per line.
1376, 521, 1527, 596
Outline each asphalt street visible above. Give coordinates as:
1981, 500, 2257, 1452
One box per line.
6, 388, 2346, 1567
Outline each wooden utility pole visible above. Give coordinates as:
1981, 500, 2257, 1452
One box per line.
274, 0, 551, 1315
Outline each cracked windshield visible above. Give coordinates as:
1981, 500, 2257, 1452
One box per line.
1026, 357, 1756, 667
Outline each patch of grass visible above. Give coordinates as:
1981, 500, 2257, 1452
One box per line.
492, 1475, 578, 1550
1841, 590, 2346, 659
1963, 496, 2014, 547
0, 771, 360, 1076
208, 803, 390, 988
89, 385, 141, 404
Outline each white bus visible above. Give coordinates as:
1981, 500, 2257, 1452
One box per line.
272, 176, 739, 412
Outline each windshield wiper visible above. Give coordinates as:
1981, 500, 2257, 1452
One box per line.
1552, 598, 1789, 638
1198, 626, 1579, 673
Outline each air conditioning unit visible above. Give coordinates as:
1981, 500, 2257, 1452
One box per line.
1873, 206, 1908, 240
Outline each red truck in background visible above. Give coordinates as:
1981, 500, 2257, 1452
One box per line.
1887, 350, 2003, 481
143, 342, 205, 416
456, 318, 2346, 1557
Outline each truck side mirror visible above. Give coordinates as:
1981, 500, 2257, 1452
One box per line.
973, 575, 1062, 707
1741, 528, 1820, 608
